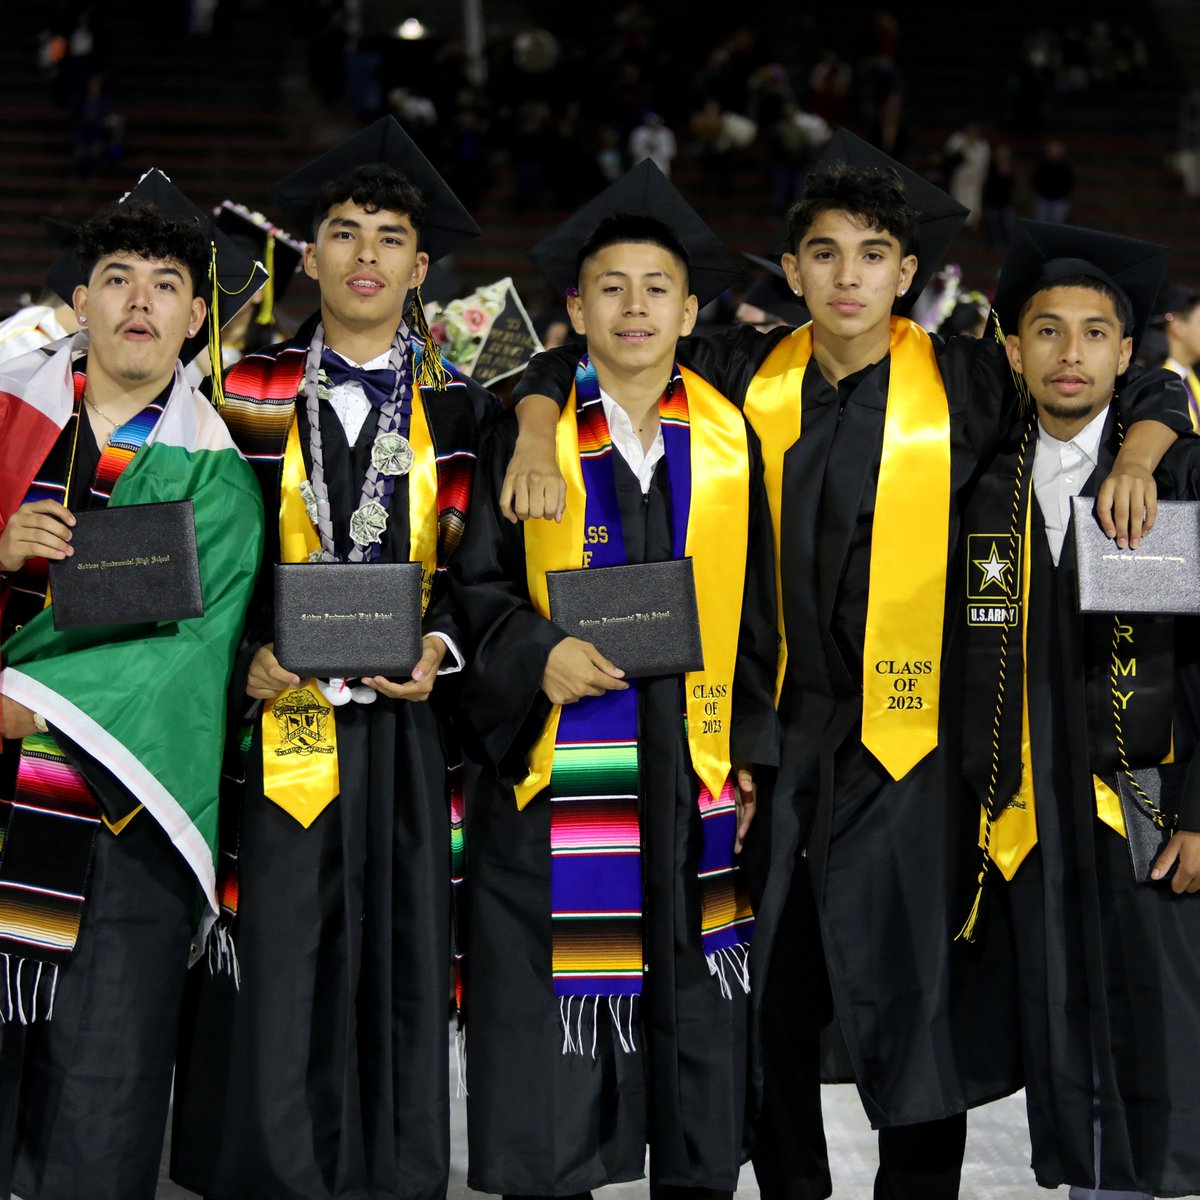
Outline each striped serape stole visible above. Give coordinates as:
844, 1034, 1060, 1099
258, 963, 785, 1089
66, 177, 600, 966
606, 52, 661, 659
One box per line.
0, 383, 162, 1021
698, 778, 754, 995
0, 732, 102, 1020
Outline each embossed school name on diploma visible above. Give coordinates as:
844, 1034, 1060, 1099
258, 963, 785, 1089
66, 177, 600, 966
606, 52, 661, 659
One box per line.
298, 611, 396, 622
72, 554, 174, 571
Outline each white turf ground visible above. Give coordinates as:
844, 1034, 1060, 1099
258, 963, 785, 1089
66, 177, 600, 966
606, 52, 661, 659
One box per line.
147, 1027, 1200, 1200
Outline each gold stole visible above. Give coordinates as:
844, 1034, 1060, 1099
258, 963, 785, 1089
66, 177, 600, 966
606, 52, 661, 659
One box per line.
260, 393, 439, 827
517, 367, 750, 809
742, 317, 951, 780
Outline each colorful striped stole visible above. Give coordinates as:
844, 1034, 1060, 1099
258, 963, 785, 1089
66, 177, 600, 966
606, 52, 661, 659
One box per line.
547, 359, 754, 1048
0, 383, 161, 1020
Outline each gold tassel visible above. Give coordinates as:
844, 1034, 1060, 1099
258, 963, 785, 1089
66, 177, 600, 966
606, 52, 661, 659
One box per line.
255, 234, 276, 327
207, 241, 225, 409
408, 285, 449, 391
993, 313, 1033, 419
955, 878, 985, 943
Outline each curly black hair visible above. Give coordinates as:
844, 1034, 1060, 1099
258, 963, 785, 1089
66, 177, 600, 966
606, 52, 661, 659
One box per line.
785, 163, 919, 256
312, 164, 427, 243
77, 202, 209, 295
575, 213, 690, 291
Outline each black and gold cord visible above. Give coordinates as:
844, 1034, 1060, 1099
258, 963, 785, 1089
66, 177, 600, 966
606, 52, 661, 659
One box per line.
957, 417, 1035, 943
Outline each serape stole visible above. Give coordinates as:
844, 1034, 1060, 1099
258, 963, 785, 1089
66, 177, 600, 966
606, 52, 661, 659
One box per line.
526, 358, 754, 1041
0, 381, 162, 1019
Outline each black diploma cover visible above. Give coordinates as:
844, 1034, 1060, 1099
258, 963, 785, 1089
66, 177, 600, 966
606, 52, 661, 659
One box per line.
547, 558, 704, 678
1115, 765, 1183, 883
1073, 496, 1200, 614
49, 499, 203, 630
274, 561, 423, 679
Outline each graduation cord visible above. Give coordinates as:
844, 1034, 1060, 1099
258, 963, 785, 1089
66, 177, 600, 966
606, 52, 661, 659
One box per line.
956, 418, 1035, 944
1107, 419, 1176, 833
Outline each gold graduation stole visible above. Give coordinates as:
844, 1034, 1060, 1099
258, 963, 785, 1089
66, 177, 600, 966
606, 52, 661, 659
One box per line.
742, 317, 951, 780
517, 366, 750, 809
260, 396, 439, 827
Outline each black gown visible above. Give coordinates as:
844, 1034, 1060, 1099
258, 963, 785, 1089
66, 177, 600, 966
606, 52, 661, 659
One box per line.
171, 367, 487, 1200
0, 413, 199, 1200
449, 411, 779, 1196
1001, 421, 1200, 1197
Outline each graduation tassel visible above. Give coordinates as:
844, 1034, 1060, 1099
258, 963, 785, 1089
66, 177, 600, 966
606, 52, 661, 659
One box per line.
208, 241, 226, 409
993, 312, 1033, 419
255, 233, 276, 326
408, 285, 450, 392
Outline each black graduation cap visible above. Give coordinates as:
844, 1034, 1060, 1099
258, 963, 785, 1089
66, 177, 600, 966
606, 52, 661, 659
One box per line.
990, 220, 1169, 353
269, 116, 479, 262
740, 252, 810, 327
809, 129, 969, 317
527, 158, 743, 308
48, 168, 268, 369
43, 217, 81, 305
1153, 282, 1200, 320
214, 200, 305, 321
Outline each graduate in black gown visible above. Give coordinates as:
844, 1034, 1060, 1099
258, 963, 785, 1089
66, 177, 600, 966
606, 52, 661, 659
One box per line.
962, 222, 1200, 1199
170, 119, 493, 1200
506, 136, 1191, 1200
449, 163, 779, 1199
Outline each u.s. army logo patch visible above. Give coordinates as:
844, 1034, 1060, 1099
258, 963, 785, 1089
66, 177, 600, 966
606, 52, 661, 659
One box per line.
967, 533, 1021, 627
272, 687, 335, 756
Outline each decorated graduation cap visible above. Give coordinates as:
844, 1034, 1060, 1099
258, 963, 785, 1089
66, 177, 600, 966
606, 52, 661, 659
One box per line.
808, 129, 969, 317
214, 200, 305, 328
527, 157, 743, 308
740, 252, 810, 327
269, 116, 479, 259
269, 116, 480, 389
990, 219, 1170, 353
48, 168, 268, 398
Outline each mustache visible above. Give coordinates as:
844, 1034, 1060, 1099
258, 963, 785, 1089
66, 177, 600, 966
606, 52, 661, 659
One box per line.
116, 317, 161, 339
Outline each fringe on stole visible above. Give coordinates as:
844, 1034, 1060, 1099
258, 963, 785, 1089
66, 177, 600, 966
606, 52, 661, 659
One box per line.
205, 923, 242, 988
0, 953, 60, 1025
455, 1026, 468, 1100
558, 994, 640, 1058
706, 943, 751, 1001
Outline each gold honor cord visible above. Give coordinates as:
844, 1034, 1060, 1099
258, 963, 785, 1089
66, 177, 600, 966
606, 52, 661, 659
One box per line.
518, 369, 750, 809
261, 404, 439, 826
958, 422, 1037, 943
742, 325, 810, 702
255, 234, 276, 327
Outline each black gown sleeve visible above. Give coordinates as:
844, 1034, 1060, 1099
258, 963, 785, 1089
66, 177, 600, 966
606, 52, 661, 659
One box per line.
730, 422, 781, 770
448, 411, 569, 783
511, 327, 786, 413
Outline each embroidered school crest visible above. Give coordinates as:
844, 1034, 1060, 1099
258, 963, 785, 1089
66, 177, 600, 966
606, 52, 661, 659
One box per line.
272, 687, 335, 756
967, 533, 1022, 627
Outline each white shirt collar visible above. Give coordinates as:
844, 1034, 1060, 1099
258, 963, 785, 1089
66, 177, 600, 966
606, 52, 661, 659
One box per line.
1032, 403, 1109, 565
599, 387, 665, 495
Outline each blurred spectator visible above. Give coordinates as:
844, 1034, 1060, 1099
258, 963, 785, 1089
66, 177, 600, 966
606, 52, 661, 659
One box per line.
1032, 140, 1075, 224
936, 291, 990, 340
595, 125, 624, 184
768, 103, 831, 215
810, 49, 852, 126
870, 90, 909, 164
71, 74, 124, 179
943, 123, 990, 229
629, 111, 677, 177
982, 144, 1016, 247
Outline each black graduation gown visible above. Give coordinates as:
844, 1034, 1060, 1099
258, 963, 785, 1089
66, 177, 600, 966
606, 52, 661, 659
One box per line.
513, 339, 1192, 1133
449, 411, 779, 1196
0, 414, 199, 1200
171, 367, 487, 1200
1005, 421, 1200, 1196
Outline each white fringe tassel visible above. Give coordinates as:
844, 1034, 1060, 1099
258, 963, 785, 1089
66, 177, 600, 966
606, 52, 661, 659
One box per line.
206, 924, 242, 989
455, 1026, 468, 1098
706, 943, 751, 1000
0, 953, 60, 1025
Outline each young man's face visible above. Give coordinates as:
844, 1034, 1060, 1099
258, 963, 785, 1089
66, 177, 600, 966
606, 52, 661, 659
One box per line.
74, 253, 205, 387
781, 209, 916, 343
305, 200, 429, 335
1006, 284, 1133, 427
567, 240, 698, 376
1167, 303, 1200, 365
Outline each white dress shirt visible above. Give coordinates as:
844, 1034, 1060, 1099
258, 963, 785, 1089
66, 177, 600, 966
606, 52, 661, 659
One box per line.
599, 388, 665, 495
1032, 404, 1109, 566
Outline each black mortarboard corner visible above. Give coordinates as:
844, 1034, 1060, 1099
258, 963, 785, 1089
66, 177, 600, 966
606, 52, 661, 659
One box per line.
215, 201, 305, 328
268, 116, 480, 389
269, 116, 479, 260
740, 252, 810, 327
1153, 282, 1200, 320
527, 158, 743, 308
810, 129, 969, 317
48, 169, 268, 396
990, 220, 1170, 355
